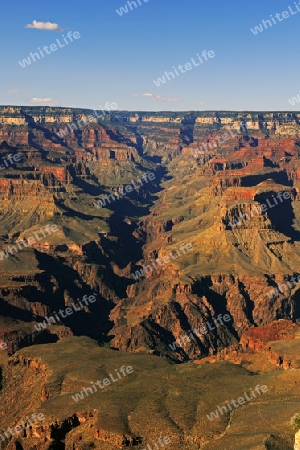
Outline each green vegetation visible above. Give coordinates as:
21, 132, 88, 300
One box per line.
291, 413, 300, 430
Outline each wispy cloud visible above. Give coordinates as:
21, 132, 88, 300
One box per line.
153, 96, 182, 103
132, 92, 153, 97
132, 93, 182, 102
198, 101, 205, 105
7, 90, 27, 94
29, 97, 59, 106
25, 20, 63, 31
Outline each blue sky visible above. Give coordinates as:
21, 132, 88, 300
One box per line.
1, 0, 300, 111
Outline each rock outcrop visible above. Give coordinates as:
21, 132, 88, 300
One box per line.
0, 106, 300, 362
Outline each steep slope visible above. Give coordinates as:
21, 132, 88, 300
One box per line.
0, 107, 300, 363
0, 335, 299, 449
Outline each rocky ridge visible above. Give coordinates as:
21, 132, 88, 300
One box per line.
0, 107, 299, 363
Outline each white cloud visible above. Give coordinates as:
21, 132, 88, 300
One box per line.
29, 97, 59, 106
132, 93, 182, 102
25, 20, 63, 31
152, 95, 182, 103
132, 93, 151, 97
198, 102, 205, 105
7, 90, 27, 94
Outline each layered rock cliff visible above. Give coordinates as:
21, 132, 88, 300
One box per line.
0, 106, 299, 364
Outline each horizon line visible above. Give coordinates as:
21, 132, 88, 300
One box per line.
0, 105, 300, 114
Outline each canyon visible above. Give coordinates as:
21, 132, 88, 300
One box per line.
0, 106, 299, 449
